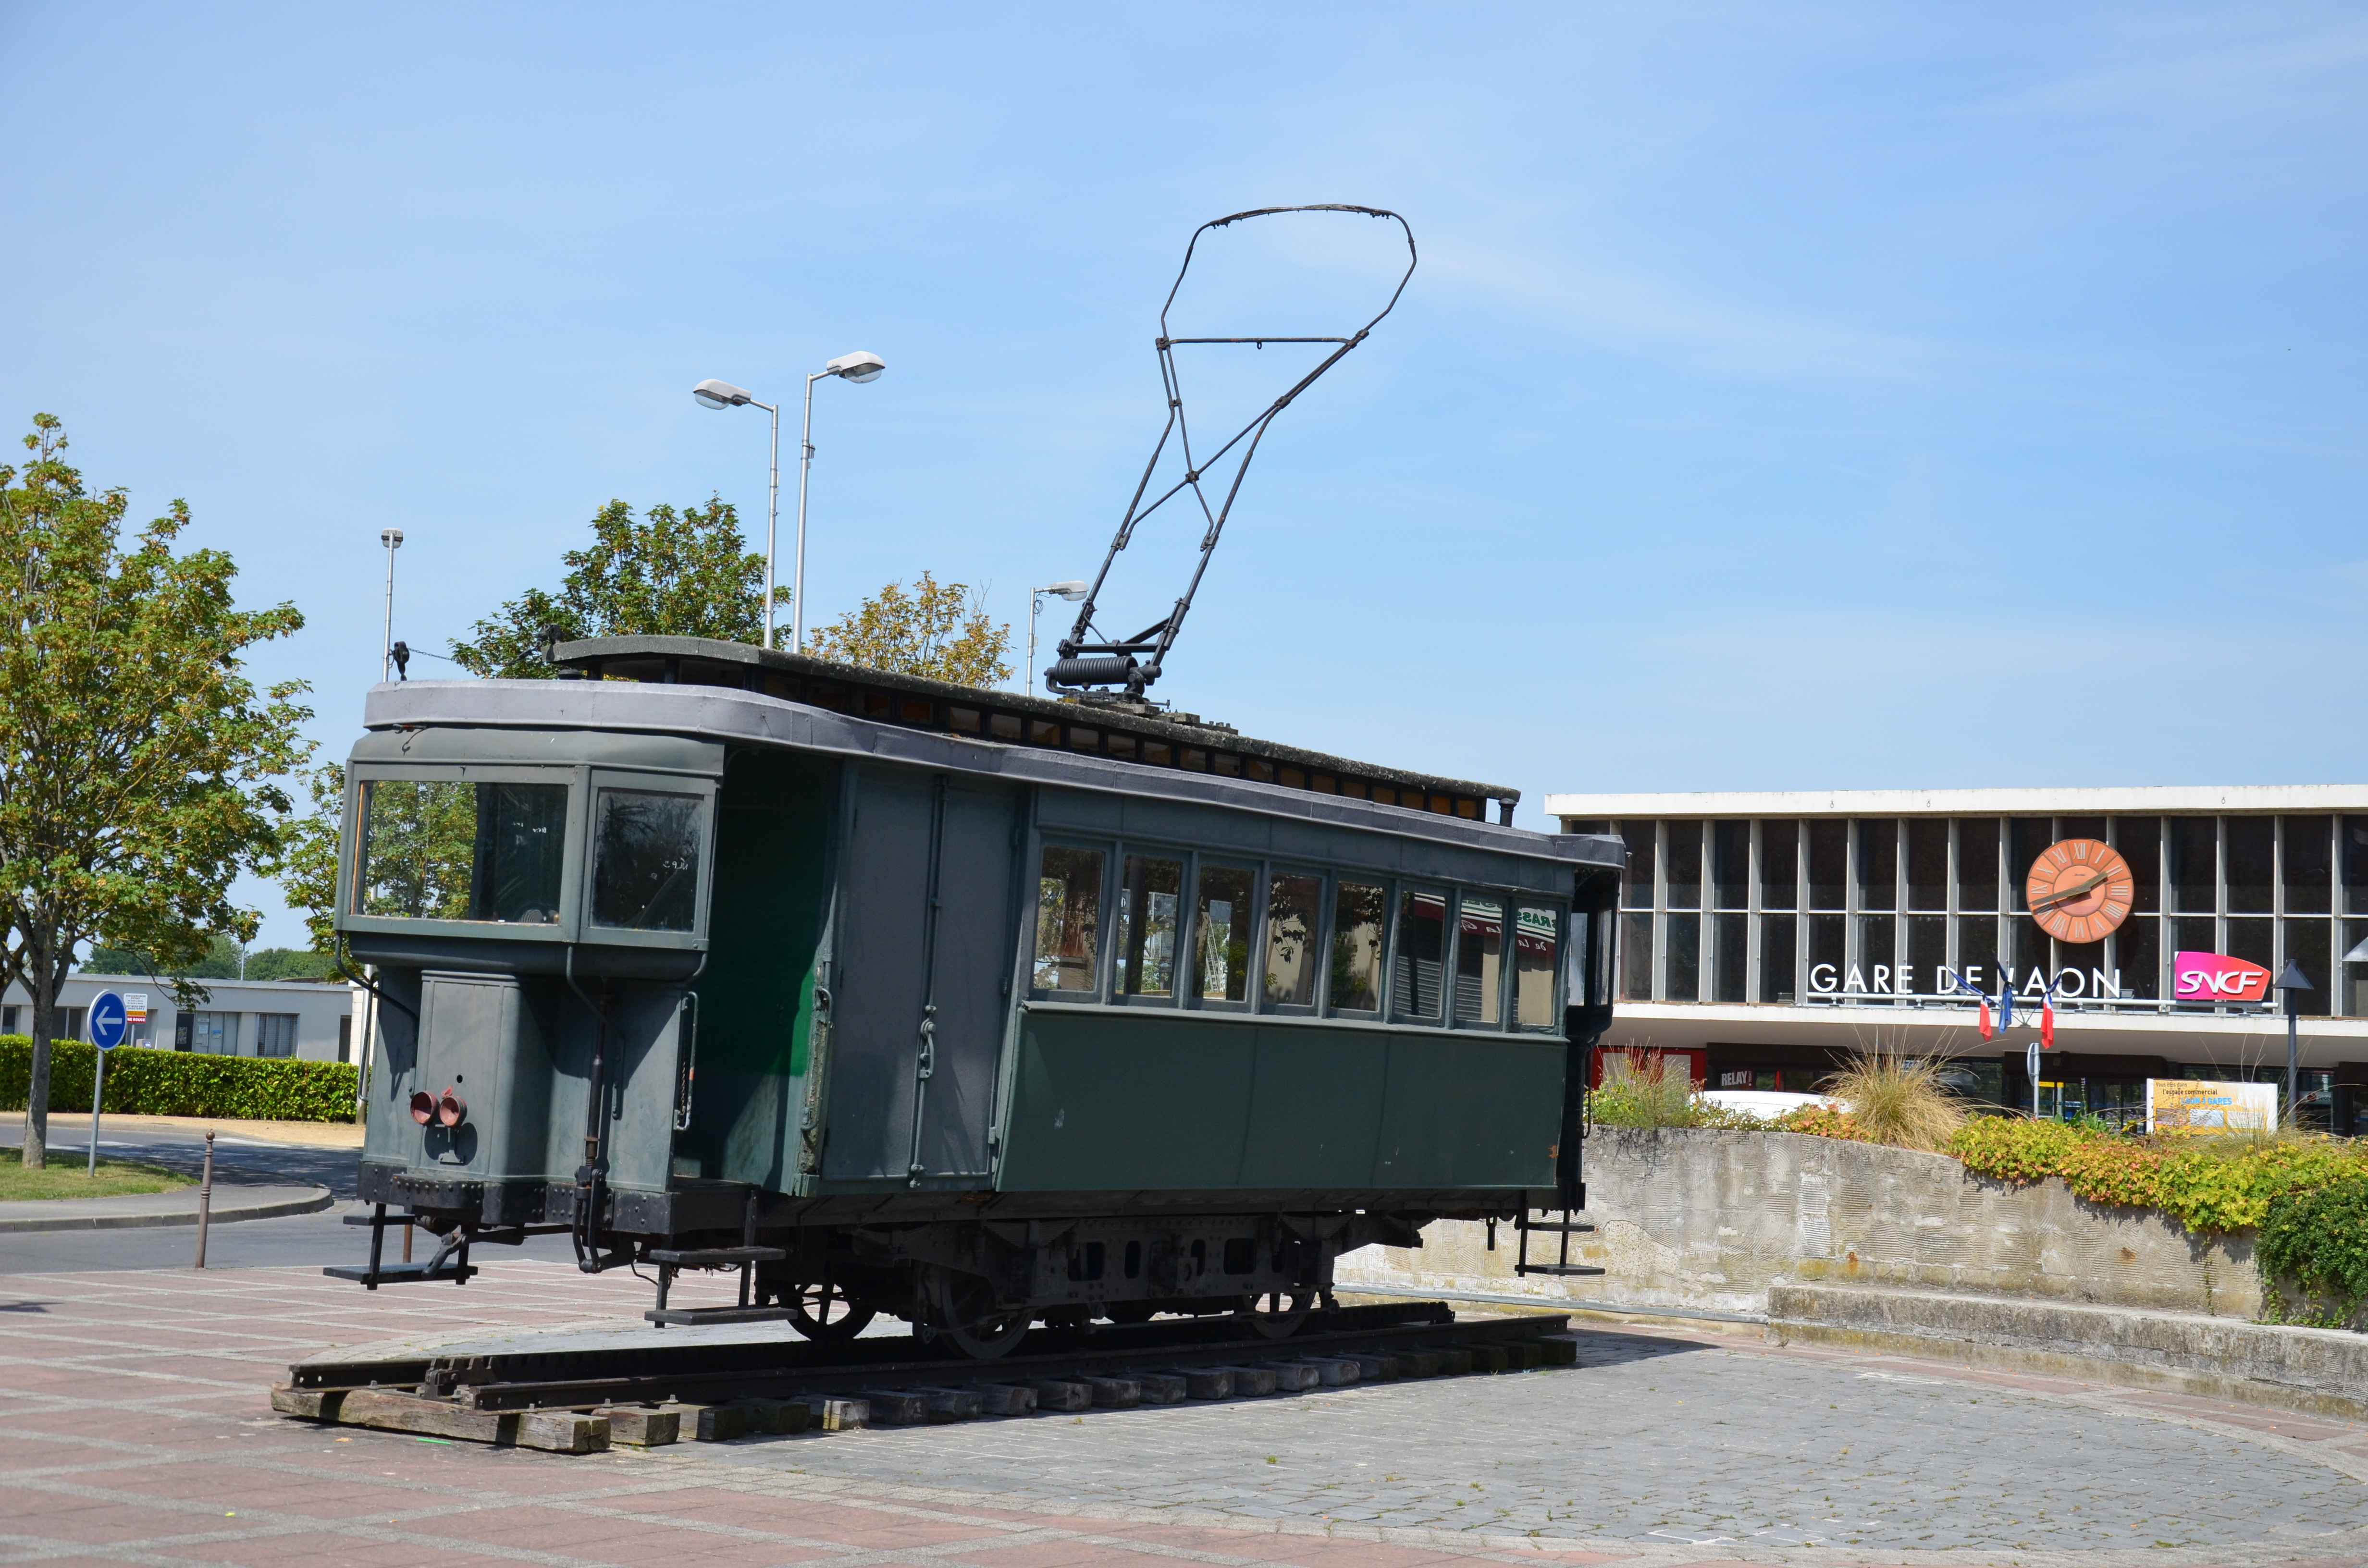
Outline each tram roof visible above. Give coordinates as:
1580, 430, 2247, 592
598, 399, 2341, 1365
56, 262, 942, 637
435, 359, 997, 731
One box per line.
548, 636, 1524, 826
360, 673, 1616, 872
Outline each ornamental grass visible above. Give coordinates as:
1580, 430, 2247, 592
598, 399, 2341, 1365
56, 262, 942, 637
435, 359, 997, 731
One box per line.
1817, 1045, 1968, 1152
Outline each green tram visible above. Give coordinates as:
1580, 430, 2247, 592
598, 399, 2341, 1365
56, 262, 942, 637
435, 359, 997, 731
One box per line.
339, 636, 1621, 1356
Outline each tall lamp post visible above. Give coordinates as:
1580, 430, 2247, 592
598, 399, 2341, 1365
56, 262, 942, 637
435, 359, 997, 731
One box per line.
379, 529, 404, 682
2274, 959, 2314, 1126
695, 350, 884, 654
1029, 581, 1089, 691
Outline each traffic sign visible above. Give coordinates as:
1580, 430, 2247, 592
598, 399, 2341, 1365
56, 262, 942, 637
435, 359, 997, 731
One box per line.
88, 991, 128, 1050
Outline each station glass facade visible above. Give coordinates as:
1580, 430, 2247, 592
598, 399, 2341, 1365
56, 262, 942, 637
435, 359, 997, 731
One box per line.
1561, 812, 2368, 1018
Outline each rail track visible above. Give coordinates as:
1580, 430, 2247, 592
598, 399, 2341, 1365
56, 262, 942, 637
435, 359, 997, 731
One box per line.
271, 1301, 1581, 1454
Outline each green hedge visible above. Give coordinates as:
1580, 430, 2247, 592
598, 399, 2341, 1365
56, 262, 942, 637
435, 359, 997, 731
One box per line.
0, 1036, 358, 1123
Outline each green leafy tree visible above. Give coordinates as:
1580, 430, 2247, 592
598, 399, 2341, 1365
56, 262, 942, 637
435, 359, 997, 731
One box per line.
274, 761, 344, 953
85, 931, 239, 981
0, 415, 309, 1167
449, 498, 774, 677
242, 946, 338, 982
807, 573, 1013, 687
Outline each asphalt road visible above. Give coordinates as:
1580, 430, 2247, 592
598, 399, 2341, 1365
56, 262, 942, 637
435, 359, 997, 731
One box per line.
0, 1120, 581, 1274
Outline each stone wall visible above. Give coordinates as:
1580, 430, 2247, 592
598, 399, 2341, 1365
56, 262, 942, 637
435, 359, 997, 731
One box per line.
1335, 1127, 2261, 1319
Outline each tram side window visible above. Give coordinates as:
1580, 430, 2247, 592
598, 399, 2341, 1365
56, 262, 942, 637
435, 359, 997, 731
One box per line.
591, 789, 704, 932
1393, 888, 1447, 1019
1515, 906, 1559, 1028
1117, 855, 1183, 997
1329, 880, 1386, 1012
1194, 863, 1256, 1003
354, 779, 567, 924
1264, 874, 1322, 1007
1034, 846, 1105, 992
1455, 895, 1504, 1025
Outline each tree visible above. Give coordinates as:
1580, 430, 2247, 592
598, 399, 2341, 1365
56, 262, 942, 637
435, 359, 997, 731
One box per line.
243, 946, 338, 982
449, 498, 775, 677
274, 761, 344, 954
806, 573, 1013, 688
0, 415, 309, 1166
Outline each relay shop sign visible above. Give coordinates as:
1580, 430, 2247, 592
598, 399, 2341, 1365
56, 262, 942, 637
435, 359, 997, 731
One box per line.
2173, 951, 2272, 1003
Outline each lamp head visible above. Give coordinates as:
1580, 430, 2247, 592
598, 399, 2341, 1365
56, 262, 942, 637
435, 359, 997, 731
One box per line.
826, 351, 886, 384
1048, 580, 1089, 600
381, 528, 404, 548
2275, 959, 2315, 992
693, 378, 753, 409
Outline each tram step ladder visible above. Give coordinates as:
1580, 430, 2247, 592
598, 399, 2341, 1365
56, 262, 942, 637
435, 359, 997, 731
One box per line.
1513, 1209, 1606, 1279
644, 1193, 789, 1326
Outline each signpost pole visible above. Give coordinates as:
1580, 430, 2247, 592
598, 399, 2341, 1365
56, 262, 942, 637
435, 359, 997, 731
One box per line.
2272, 961, 2314, 1128
84, 991, 127, 1179
87, 1048, 104, 1178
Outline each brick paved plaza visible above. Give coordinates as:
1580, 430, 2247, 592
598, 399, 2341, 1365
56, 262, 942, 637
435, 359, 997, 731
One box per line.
4, 1259, 2367, 1567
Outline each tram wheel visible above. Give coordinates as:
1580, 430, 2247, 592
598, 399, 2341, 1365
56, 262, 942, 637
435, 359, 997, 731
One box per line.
1238, 1290, 1315, 1340
943, 1311, 1033, 1360
783, 1284, 876, 1346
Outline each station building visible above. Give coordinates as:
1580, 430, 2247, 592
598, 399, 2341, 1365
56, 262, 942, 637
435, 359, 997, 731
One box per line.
1543, 786, 2368, 1134
0, 973, 358, 1064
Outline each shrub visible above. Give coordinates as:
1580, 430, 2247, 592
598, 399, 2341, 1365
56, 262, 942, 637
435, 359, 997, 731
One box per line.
1590, 1050, 1700, 1128
2257, 1172, 2368, 1330
1950, 1114, 2368, 1236
0, 1036, 357, 1122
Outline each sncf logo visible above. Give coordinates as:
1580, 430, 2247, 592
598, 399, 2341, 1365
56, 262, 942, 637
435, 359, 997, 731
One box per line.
2173, 951, 2271, 1003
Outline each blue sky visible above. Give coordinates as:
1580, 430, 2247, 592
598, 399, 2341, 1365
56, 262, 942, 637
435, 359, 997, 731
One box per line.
3, 5, 2363, 948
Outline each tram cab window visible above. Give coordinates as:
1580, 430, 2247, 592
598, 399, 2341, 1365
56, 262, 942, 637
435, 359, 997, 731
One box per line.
1193, 863, 1256, 1003
1263, 874, 1322, 1008
591, 789, 704, 932
1329, 880, 1386, 1012
1033, 846, 1105, 992
1455, 896, 1504, 1026
1515, 907, 1559, 1029
354, 779, 567, 924
1393, 889, 1447, 1019
1117, 855, 1183, 997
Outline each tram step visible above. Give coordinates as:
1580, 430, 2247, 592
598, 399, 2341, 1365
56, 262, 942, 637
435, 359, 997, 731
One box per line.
645, 1246, 787, 1267
321, 1261, 479, 1286
341, 1211, 421, 1225
642, 1305, 793, 1327
1519, 1221, 1597, 1234
1513, 1263, 1608, 1278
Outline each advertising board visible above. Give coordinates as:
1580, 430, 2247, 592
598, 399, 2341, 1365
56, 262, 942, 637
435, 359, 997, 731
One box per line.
2146, 1078, 2278, 1133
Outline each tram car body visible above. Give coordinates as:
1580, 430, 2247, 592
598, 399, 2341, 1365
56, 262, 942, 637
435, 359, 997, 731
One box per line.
341, 637, 1620, 1353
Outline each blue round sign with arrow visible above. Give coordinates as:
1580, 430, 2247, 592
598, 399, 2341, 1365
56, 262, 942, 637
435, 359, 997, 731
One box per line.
88, 991, 128, 1051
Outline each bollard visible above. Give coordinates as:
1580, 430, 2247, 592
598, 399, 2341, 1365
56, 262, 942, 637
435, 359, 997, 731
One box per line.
193, 1131, 215, 1269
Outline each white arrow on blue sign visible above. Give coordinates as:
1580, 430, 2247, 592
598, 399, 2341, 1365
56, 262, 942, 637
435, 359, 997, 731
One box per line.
88, 991, 127, 1050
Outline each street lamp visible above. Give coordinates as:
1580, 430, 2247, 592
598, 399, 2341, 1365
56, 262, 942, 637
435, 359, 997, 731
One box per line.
693, 350, 885, 654
2274, 959, 2315, 1126
1029, 581, 1089, 692
792, 352, 887, 654
379, 529, 404, 682
691, 379, 782, 649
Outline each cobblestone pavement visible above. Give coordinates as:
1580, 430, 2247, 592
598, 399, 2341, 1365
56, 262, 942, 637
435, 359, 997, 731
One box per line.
4, 1260, 2367, 1567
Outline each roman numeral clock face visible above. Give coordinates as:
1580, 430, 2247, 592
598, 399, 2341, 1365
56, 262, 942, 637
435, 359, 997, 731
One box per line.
2026, 839, 2135, 943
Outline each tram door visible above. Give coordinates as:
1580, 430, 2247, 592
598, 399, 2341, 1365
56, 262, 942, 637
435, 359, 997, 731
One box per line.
824, 768, 1020, 1184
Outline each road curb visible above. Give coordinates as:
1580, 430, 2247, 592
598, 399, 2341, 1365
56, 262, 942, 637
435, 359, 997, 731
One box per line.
0, 1185, 335, 1234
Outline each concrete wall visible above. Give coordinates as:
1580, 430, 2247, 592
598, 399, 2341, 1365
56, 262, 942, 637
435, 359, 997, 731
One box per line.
1337, 1127, 2261, 1319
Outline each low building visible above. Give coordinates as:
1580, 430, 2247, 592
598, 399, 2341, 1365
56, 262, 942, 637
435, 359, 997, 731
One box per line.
1545, 786, 2368, 1134
1, 972, 360, 1065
